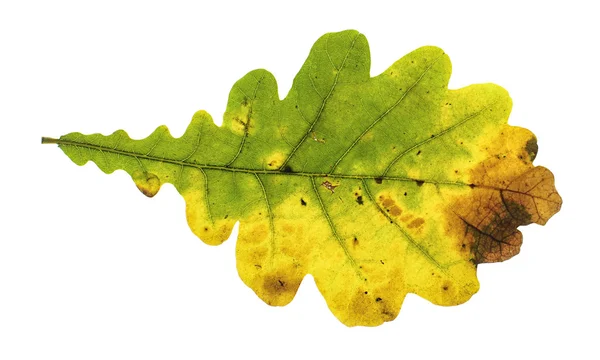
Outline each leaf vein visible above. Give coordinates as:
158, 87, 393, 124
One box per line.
330, 53, 445, 173
226, 74, 265, 166
382, 104, 494, 177
280, 32, 360, 169
311, 177, 361, 277
362, 179, 448, 272
254, 173, 275, 260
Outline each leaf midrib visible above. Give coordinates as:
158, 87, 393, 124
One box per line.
48, 137, 464, 183
48, 137, 557, 208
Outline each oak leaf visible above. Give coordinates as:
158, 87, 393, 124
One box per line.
42, 30, 562, 326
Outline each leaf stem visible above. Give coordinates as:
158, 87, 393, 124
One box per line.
41, 137, 59, 144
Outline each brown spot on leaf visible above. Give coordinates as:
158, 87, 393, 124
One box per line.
380, 196, 402, 216
407, 218, 425, 229
300, 198, 307, 206
451, 166, 561, 264
415, 180, 424, 187
321, 180, 338, 193
245, 223, 268, 244
261, 274, 302, 306
374, 177, 383, 184
282, 224, 295, 233
356, 195, 364, 205
132, 171, 160, 197
525, 137, 538, 162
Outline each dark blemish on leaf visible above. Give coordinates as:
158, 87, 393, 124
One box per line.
364, 291, 368, 294
311, 131, 325, 143
430, 134, 435, 138
281, 165, 293, 173
416, 150, 421, 156
259, 212, 262, 215
321, 180, 338, 193
431, 272, 435, 276
374, 177, 383, 184
416, 180, 424, 187
407, 218, 424, 229
254, 264, 262, 269
469, 183, 476, 189
502, 198, 533, 224
462, 243, 466, 248
376, 297, 382, 302
380, 260, 384, 265
356, 196, 364, 205
224, 214, 229, 219
353, 237, 359, 246
263, 275, 300, 299
133, 171, 160, 198
457, 168, 553, 264
404, 192, 407, 196
241, 97, 248, 106
295, 104, 298, 109
525, 137, 538, 162
204, 227, 208, 231
300, 198, 307, 206
443, 286, 448, 291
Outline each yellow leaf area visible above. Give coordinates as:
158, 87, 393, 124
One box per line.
43, 30, 561, 326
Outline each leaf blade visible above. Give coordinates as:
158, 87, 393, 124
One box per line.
44, 30, 561, 326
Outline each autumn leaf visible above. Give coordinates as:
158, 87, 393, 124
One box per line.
42, 30, 561, 326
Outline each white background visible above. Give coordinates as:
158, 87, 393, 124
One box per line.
1, 1, 598, 359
